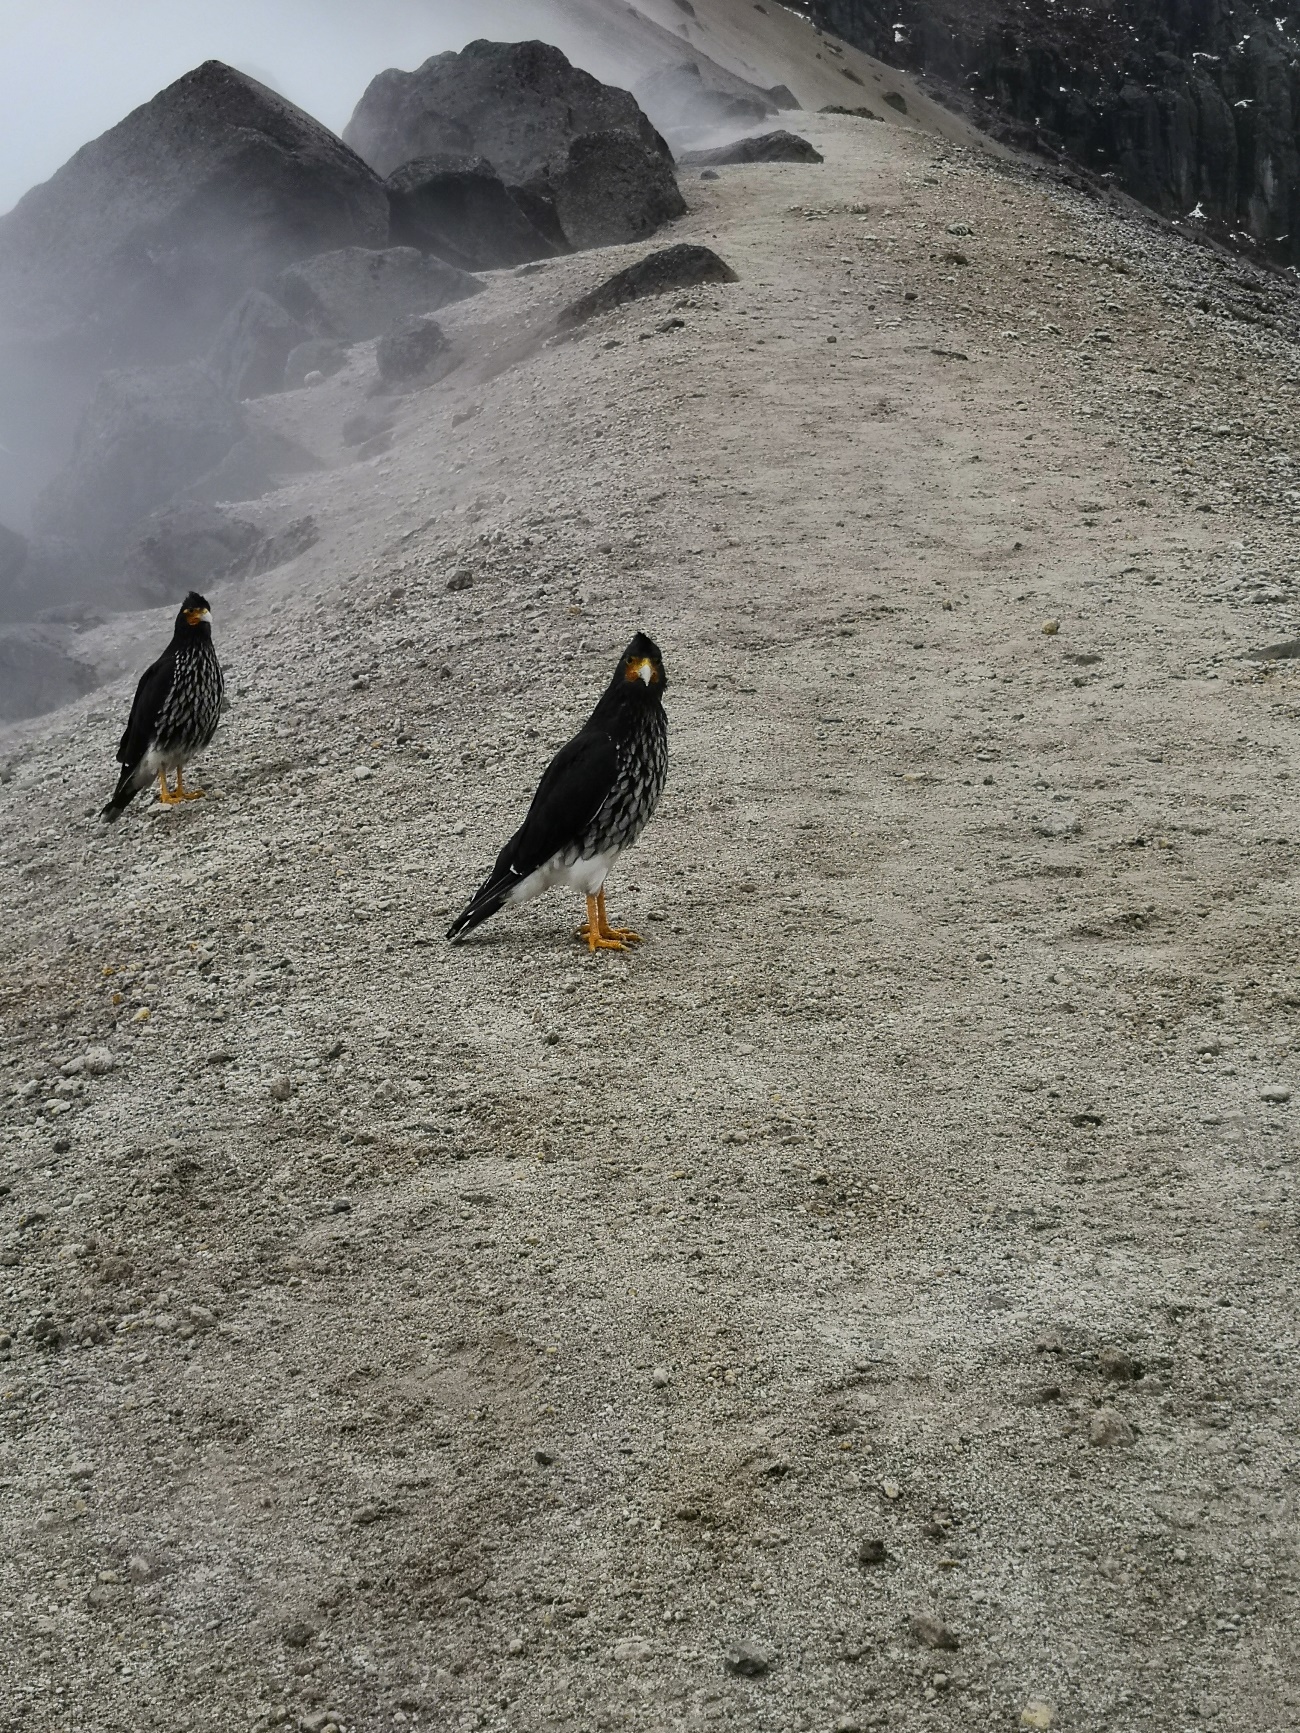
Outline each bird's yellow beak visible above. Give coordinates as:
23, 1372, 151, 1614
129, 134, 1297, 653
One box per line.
626, 656, 657, 686
184, 607, 212, 626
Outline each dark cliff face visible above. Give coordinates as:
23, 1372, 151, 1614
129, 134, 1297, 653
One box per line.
807, 0, 1300, 265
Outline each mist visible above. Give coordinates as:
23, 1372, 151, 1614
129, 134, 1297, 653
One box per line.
0, 0, 572, 216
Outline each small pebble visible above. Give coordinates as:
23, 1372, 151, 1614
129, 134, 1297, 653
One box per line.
1021, 1701, 1055, 1729
1097, 1345, 1141, 1381
1041, 619, 1060, 635
651, 1365, 671, 1388
908, 1611, 959, 1650
614, 1637, 652, 1663
1088, 1406, 1135, 1448
269, 1076, 293, 1102
724, 1638, 770, 1677
1261, 1085, 1291, 1103
858, 1537, 889, 1566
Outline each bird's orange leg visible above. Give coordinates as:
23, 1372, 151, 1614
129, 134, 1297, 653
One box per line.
578, 892, 633, 951
156, 771, 179, 805
174, 766, 205, 800
596, 888, 642, 945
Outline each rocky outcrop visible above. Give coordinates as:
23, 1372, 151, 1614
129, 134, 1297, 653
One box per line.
32, 364, 244, 558
272, 246, 481, 341
0, 61, 387, 529
385, 157, 557, 269
808, 0, 1300, 265
680, 132, 824, 166
345, 39, 667, 182
558, 243, 738, 329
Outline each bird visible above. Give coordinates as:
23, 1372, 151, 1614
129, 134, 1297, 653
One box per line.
101, 591, 224, 822
448, 632, 668, 951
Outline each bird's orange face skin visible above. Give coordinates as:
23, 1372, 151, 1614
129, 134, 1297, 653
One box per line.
624, 655, 662, 686
183, 606, 211, 627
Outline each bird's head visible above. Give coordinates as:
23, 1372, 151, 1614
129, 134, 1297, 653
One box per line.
617, 632, 667, 695
176, 591, 213, 634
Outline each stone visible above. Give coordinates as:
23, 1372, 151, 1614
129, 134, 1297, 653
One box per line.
83, 1047, 115, 1075
613, 1637, 652, 1662
858, 1537, 889, 1565
1021, 1701, 1056, 1729
446, 570, 473, 592
1261, 1086, 1292, 1103
385, 156, 556, 270
1097, 1345, 1142, 1381
557, 243, 737, 330
651, 1365, 671, 1387
344, 38, 666, 183
284, 339, 350, 390
908, 1611, 959, 1650
376, 318, 452, 385
521, 131, 686, 251
272, 247, 481, 343
33, 363, 244, 560
207, 290, 308, 400
1088, 1406, 1134, 1448
701, 169, 720, 180
269, 1077, 293, 1102
724, 1639, 770, 1676
0, 60, 388, 528
1041, 619, 1060, 635
680, 131, 824, 167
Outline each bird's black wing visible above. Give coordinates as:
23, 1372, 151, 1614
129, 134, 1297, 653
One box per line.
447, 727, 618, 940
502, 726, 619, 878
115, 647, 175, 767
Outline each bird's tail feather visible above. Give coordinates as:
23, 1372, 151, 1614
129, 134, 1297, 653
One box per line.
446, 872, 515, 942
99, 768, 140, 823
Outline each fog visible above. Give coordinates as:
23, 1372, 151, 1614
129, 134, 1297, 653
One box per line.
0, 0, 564, 215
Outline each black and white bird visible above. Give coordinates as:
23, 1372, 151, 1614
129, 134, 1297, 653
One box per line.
101, 591, 224, 822
448, 632, 668, 951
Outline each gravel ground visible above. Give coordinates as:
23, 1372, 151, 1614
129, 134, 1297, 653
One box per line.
3, 55, 1300, 1733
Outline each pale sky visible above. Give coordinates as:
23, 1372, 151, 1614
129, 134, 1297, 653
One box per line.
0, 0, 563, 214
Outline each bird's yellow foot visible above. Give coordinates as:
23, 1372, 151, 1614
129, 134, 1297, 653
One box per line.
583, 929, 632, 952
595, 890, 641, 944
174, 769, 205, 801
156, 772, 180, 806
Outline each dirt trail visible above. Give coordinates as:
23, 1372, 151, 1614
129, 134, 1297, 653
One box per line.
2, 93, 1300, 1733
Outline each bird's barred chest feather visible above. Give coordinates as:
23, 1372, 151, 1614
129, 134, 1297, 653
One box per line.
154, 644, 223, 756
575, 707, 668, 862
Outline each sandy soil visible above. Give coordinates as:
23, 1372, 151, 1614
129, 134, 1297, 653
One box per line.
3, 14, 1300, 1732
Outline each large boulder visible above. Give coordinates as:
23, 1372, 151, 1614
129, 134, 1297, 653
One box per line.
207, 291, 309, 400
0, 61, 388, 527
345, 39, 668, 183
32, 363, 244, 557
271, 246, 481, 341
524, 132, 687, 250
385, 157, 557, 269
0, 63, 388, 364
